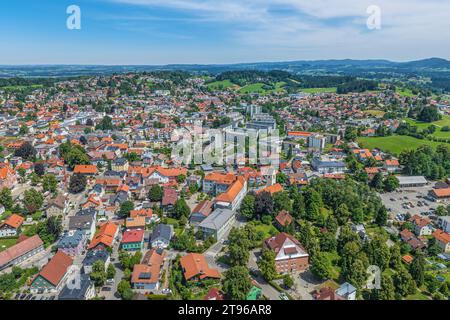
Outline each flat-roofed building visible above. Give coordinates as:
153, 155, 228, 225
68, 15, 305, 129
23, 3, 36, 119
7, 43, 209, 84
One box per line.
397, 176, 428, 188
198, 208, 236, 240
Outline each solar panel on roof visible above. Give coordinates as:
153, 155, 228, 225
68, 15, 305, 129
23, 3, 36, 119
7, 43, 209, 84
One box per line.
139, 272, 152, 279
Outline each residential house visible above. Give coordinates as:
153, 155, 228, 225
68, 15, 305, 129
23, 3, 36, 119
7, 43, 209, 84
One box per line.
264, 232, 309, 274
275, 210, 293, 230
150, 224, 173, 249
88, 222, 119, 251
46, 194, 68, 218
125, 216, 146, 229
0, 214, 24, 237
432, 229, 450, 253
190, 200, 214, 225
30, 251, 73, 294
112, 158, 129, 172
384, 159, 400, 173
82, 249, 110, 274
58, 274, 95, 300
410, 215, 433, 236
57, 230, 86, 257
73, 165, 98, 176
0, 164, 17, 189
130, 208, 158, 224
335, 282, 357, 300
69, 209, 97, 241
179, 253, 221, 281
131, 248, 165, 291
121, 229, 145, 251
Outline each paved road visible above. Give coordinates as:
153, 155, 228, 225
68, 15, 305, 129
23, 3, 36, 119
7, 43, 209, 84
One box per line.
248, 250, 281, 300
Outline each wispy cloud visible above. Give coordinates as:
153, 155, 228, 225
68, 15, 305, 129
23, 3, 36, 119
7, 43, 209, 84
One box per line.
105, 0, 450, 58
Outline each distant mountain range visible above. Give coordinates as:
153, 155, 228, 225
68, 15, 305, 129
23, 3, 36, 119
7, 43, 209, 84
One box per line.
0, 57, 450, 77
1, 57, 450, 91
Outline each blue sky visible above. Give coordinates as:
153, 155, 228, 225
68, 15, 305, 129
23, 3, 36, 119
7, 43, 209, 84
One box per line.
1, 0, 449, 64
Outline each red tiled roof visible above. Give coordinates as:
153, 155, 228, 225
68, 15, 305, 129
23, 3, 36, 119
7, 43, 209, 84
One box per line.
37, 251, 73, 286
122, 229, 145, 244
0, 235, 43, 267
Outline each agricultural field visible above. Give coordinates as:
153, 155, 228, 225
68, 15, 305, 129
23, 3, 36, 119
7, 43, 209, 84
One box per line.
404, 116, 450, 139
358, 135, 448, 155
207, 80, 238, 91
363, 109, 386, 117
300, 87, 337, 94
396, 87, 416, 97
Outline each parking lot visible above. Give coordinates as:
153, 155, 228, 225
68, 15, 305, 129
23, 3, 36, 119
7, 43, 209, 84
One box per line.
379, 185, 446, 220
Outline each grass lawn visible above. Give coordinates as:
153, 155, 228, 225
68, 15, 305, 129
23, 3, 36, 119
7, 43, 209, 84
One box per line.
396, 87, 416, 97
238, 83, 268, 94
0, 238, 18, 252
248, 221, 279, 238
163, 217, 184, 237
300, 87, 337, 94
405, 292, 430, 300
207, 80, 238, 91
322, 251, 341, 281
363, 109, 386, 117
403, 116, 450, 140
357, 135, 448, 155
404, 115, 450, 130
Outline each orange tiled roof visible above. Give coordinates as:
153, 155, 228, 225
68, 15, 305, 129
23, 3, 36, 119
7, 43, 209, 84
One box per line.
88, 222, 118, 249
257, 183, 283, 195
1, 214, 24, 229
180, 253, 221, 281
433, 229, 450, 244
73, 165, 98, 175
215, 176, 246, 203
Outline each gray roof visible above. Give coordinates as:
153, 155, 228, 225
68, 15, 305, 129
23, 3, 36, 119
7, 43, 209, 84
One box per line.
58, 274, 93, 300
336, 282, 357, 297
151, 224, 173, 242
397, 176, 428, 185
82, 249, 110, 267
57, 230, 85, 248
69, 215, 94, 231
198, 208, 235, 231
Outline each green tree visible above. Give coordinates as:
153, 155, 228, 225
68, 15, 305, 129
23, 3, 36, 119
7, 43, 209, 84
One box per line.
393, 267, 416, 297
370, 172, 384, 191
90, 261, 107, 287
240, 195, 255, 220
409, 251, 425, 287
107, 264, 116, 280
173, 198, 190, 219
22, 188, 44, 214
0, 188, 13, 210
257, 248, 277, 281
283, 274, 294, 289
222, 266, 252, 300
119, 201, 134, 218
373, 274, 395, 300
148, 185, 163, 202
117, 280, 134, 300
68, 174, 87, 194
310, 252, 333, 280
383, 175, 399, 192
228, 243, 250, 267
42, 174, 58, 193
273, 191, 292, 213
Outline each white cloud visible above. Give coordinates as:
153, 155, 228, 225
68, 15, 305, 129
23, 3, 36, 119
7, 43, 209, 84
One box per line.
105, 0, 450, 61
